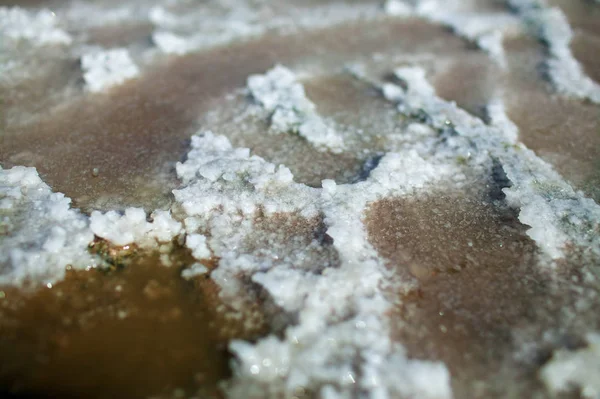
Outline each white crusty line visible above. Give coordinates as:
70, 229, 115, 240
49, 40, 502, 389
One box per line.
375, 65, 600, 263
508, 0, 600, 103
151, 2, 381, 56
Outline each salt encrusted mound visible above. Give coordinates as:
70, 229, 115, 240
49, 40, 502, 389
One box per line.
380, 66, 600, 263
90, 208, 182, 247
181, 262, 209, 279
0, 166, 96, 287
247, 66, 345, 153
0, 7, 72, 45
173, 130, 455, 398
81, 48, 140, 93
540, 333, 600, 398
174, 131, 318, 218
508, 0, 600, 103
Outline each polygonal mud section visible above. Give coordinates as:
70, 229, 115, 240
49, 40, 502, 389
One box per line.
365, 187, 600, 398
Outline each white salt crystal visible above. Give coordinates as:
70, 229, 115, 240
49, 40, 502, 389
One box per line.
247, 65, 345, 153
541, 333, 600, 398
90, 208, 181, 248
0, 7, 72, 45
81, 48, 140, 93
186, 234, 211, 260
181, 263, 209, 279
0, 166, 96, 286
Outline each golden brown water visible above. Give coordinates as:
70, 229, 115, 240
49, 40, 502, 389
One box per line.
0, 249, 266, 399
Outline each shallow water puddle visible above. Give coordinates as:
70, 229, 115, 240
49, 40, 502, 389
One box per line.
0, 249, 266, 398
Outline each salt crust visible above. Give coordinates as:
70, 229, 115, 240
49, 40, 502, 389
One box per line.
0, 7, 72, 45
380, 66, 600, 262
0, 166, 96, 286
89, 208, 182, 247
247, 65, 345, 153
81, 48, 140, 92
173, 129, 457, 398
181, 262, 209, 280
5, 59, 598, 395
185, 234, 211, 260
0, 166, 182, 286
508, 0, 600, 103
540, 333, 600, 398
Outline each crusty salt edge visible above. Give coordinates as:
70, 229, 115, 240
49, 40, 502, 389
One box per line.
247, 66, 345, 153
81, 48, 140, 93
0, 166, 97, 287
174, 131, 318, 217
0, 168, 183, 286
540, 332, 600, 398
384, 0, 522, 68
380, 66, 600, 262
90, 208, 182, 248
0, 7, 72, 45
173, 130, 454, 398
508, 0, 600, 103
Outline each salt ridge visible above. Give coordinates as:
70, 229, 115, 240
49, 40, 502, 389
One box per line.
379, 66, 600, 263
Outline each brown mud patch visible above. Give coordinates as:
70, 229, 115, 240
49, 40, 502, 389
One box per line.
365, 188, 599, 397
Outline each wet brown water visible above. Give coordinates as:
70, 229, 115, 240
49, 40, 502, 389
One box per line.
0, 249, 266, 399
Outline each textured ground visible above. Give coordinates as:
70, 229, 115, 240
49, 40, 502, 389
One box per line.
1, 0, 600, 398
